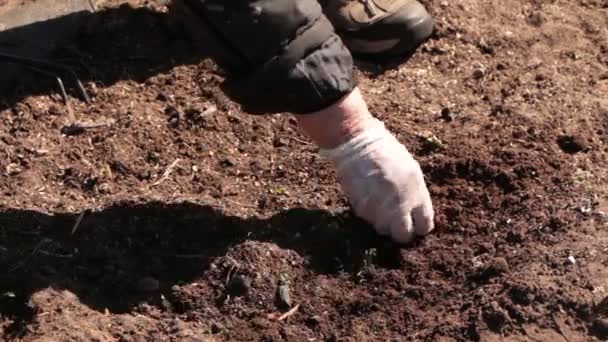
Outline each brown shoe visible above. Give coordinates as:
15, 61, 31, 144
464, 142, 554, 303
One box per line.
323, 0, 433, 58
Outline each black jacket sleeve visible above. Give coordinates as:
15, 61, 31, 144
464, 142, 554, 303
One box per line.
171, 0, 356, 114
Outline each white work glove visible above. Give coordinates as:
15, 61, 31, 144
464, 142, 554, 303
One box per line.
321, 118, 435, 243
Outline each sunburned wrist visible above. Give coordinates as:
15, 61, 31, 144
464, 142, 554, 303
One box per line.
294, 87, 375, 149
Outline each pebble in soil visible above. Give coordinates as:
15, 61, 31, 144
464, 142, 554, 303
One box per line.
275, 275, 292, 310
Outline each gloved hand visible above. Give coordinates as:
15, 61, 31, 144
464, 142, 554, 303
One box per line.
320, 118, 434, 243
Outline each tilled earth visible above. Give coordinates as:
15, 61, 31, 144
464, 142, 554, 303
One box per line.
1, 0, 608, 341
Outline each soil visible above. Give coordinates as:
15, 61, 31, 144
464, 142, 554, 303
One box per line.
1, 0, 608, 341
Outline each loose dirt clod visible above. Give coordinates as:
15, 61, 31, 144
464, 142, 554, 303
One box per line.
210, 322, 223, 334
483, 301, 510, 332
488, 257, 509, 273
472, 68, 485, 79
557, 134, 588, 154
474, 257, 510, 283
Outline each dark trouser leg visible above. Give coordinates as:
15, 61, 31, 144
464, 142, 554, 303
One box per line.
170, 0, 357, 115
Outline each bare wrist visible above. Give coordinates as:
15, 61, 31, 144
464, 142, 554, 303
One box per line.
294, 87, 374, 149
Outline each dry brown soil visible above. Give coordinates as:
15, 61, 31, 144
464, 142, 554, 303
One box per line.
1, 0, 608, 341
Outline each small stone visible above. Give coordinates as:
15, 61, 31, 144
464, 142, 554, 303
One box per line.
273, 136, 289, 147
6, 163, 22, 176
488, 257, 509, 274
168, 116, 180, 128
136, 301, 154, 314
472, 68, 485, 79
276, 283, 292, 309
165, 105, 182, 128
137, 277, 160, 292
164, 105, 180, 117
146, 151, 160, 163
440, 107, 455, 122
305, 315, 322, 327
200, 104, 218, 117
421, 134, 444, 152
477, 257, 510, 281
227, 274, 251, 296
219, 158, 235, 168
566, 255, 576, 265
210, 322, 223, 334
479, 42, 496, 55
160, 294, 173, 312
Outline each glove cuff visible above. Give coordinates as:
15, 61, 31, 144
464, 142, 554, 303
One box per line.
319, 117, 390, 164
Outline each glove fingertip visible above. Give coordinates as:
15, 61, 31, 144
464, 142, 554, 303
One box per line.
411, 203, 435, 236
390, 214, 415, 244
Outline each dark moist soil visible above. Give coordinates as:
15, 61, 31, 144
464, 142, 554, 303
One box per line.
1, 0, 608, 341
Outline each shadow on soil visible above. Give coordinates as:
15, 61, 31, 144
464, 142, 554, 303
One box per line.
0, 201, 408, 336
0, 3, 217, 112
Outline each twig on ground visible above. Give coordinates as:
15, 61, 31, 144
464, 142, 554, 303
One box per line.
88, 0, 97, 12
290, 136, 311, 145
38, 250, 73, 258
71, 211, 86, 235
268, 304, 301, 321
278, 304, 300, 321
151, 159, 181, 187
9, 238, 51, 272
61, 119, 116, 136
